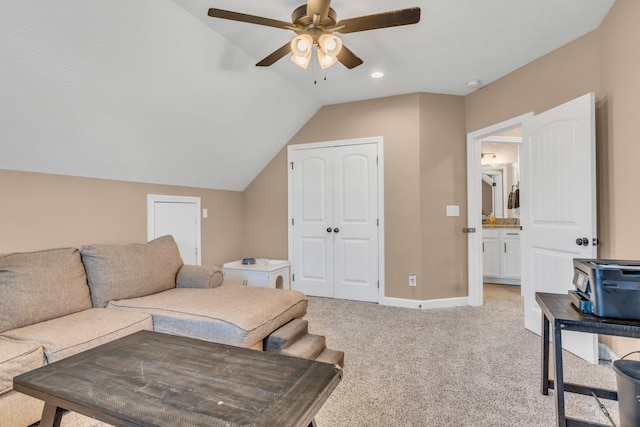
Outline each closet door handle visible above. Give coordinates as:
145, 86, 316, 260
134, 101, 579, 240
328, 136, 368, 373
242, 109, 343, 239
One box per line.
327, 227, 333, 233
333, 228, 340, 233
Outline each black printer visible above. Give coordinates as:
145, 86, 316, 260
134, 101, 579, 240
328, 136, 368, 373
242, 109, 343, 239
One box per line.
570, 258, 640, 320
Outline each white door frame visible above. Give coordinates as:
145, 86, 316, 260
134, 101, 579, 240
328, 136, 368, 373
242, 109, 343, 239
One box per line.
147, 194, 202, 265
467, 114, 533, 306
287, 136, 385, 302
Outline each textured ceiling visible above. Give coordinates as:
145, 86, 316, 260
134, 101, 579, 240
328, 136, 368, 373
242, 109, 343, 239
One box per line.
0, 0, 615, 191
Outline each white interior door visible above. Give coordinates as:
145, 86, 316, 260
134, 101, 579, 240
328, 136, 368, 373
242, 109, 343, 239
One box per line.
290, 148, 334, 297
521, 93, 598, 364
147, 195, 201, 265
333, 144, 379, 302
289, 140, 380, 302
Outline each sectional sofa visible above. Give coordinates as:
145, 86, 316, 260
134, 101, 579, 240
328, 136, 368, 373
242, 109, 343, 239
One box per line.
0, 235, 338, 427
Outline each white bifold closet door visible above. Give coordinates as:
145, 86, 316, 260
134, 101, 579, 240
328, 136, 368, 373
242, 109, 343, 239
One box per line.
290, 143, 379, 302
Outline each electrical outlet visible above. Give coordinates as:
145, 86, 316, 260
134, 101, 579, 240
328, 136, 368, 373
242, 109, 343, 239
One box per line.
409, 273, 416, 287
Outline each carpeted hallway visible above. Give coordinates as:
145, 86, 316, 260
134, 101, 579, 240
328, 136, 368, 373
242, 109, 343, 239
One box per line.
34, 295, 620, 426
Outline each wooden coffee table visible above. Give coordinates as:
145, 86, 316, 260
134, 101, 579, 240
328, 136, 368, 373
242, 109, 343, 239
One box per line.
14, 330, 342, 427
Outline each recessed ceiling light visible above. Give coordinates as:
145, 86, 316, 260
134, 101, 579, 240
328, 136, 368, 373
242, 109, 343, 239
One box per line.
371, 71, 384, 79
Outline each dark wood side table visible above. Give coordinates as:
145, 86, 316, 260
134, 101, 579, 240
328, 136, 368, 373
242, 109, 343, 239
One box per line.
14, 330, 342, 427
537, 292, 640, 427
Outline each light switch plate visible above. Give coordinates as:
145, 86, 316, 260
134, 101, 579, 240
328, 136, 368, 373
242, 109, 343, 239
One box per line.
446, 205, 460, 217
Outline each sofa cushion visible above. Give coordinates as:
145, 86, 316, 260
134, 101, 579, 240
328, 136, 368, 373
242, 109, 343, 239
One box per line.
0, 389, 45, 427
0, 248, 92, 333
81, 235, 184, 308
107, 286, 308, 348
0, 337, 44, 395
2, 308, 153, 363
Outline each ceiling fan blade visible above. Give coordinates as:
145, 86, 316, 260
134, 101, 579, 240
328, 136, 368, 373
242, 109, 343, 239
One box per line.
306, 0, 332, 21
335, 7, 421, 34
336, 45, 363, 69
208, 8, 293, 30
256, 42, 292, 67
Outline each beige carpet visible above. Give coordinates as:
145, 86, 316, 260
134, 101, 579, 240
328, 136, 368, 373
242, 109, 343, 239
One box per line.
308, 296, 619, 426
35, 295, 620, 426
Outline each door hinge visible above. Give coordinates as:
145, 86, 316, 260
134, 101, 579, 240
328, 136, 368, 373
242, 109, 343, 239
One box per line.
376, 156, 379, 165
290, 162, 294, 170
377, 280, 379, 289
377, 218, 379, 226
292, 274, 295, 282
291, 218, 295, 226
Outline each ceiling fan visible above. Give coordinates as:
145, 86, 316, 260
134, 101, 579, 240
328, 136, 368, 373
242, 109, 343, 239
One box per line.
207, 1, 421, 70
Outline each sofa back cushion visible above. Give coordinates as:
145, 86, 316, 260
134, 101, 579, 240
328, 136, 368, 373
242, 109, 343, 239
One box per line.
0, 248, 92, 333
81, 235, 184, 308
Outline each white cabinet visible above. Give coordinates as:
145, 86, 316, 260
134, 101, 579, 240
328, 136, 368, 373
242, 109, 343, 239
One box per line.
222, 260, 291, 289
501, 230, 521, 279
482, 229, 500, 277
482, 228, 521, 284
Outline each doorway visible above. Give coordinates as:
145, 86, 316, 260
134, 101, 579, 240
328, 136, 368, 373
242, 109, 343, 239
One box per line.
481, 135, 522, 299
467, 113, 532, 307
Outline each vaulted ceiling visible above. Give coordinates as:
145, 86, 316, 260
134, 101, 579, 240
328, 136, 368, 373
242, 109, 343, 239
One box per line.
0, 0, 615, 191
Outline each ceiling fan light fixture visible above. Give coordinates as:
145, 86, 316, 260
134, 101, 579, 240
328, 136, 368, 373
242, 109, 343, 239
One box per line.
317, 48, 339, 69
318, 33, 343, 57
290, 34, 313, 69
290, 52, 311, 69
291, 34, 313, 57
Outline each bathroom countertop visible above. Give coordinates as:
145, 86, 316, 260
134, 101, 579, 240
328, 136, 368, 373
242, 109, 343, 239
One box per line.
482, 224, 521, 229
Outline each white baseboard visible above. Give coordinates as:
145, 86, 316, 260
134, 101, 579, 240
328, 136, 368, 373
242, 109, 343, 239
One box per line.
379, 296, 469, 310
598, 343, 619, 364
483, 278, 521, 285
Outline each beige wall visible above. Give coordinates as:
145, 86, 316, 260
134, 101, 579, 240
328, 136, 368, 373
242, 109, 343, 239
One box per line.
241, 148, 289, 260
466, 0, 640, 357
418, 94, 468, 299
465, 29, 602, 132
243, 93, 467, 300
0, 170, 244, 266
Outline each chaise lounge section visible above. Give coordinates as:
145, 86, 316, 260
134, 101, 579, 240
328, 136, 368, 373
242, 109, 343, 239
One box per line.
0, 235, 342, 427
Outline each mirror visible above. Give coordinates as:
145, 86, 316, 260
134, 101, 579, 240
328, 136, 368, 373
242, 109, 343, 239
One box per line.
482, 168, 504, 217
482, 163, 519, 218
481, 138, 521, 219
